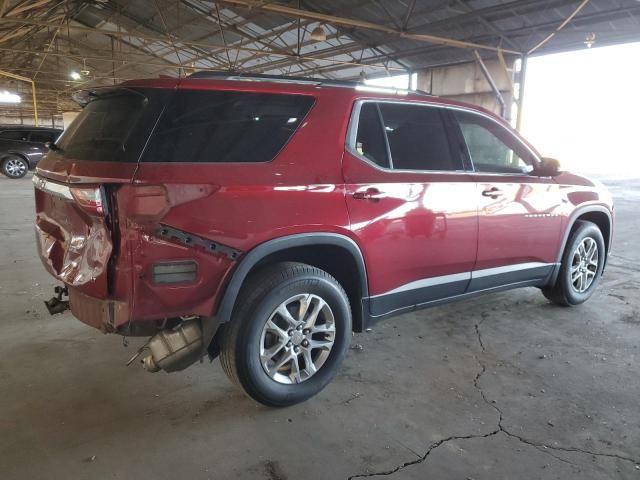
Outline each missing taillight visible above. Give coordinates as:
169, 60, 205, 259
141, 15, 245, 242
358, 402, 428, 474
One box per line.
70, 186, 106, 216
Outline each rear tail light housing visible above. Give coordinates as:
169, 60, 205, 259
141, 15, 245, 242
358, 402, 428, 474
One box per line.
33, 175, 106, 216
70, 186, 106, 216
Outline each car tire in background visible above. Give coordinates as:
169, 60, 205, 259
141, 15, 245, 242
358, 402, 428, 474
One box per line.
218, 262, 352, 407
1, 155, 29, 179
542, 220, 605, 306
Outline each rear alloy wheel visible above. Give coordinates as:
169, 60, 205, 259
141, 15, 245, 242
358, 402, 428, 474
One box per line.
1, 156, 28, 179
219, 262, 351, 407
259, 293, 336, 384
542, 220, 605, 306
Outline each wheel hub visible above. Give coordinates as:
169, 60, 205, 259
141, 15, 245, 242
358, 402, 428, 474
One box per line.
259, 293, 336, 385
291, 329, 304, 346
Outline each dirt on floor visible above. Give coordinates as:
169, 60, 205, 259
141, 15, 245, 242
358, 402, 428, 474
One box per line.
1, 174, 639, 480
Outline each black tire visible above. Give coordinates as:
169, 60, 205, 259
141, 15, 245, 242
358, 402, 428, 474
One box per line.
542, 220, 605, 306
1, 155, 29, 179
218, 262, 352, 407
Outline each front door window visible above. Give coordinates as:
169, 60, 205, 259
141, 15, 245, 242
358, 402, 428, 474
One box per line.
454, 110, 535, 174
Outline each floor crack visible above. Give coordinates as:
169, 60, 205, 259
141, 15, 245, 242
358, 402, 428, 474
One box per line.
347, 428, 501, 479
472, 320, 640, 468
346, 320, 640, 479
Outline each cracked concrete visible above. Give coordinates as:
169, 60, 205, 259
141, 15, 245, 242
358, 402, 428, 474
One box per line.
348, 315, 640, 479
1, 175, 639, 480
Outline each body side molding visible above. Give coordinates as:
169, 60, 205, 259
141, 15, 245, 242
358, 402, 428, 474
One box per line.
368, 262, 557, 317
365, 278, 547, 323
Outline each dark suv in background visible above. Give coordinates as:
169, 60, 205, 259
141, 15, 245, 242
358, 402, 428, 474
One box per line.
33, 73, 613, 406
0, 126, 62, 178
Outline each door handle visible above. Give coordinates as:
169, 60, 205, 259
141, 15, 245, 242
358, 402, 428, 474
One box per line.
353, 188, 384, 202
481, 187, 503, 199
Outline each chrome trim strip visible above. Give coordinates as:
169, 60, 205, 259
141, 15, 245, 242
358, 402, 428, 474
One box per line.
372, 262, 558, 298
471, 262, 558, 279
377, 272, 471, 297
32, 174, 73, 200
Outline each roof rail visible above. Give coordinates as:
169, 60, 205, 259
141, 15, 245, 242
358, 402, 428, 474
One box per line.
188, 71, 359, 88
187, 70, 438, 97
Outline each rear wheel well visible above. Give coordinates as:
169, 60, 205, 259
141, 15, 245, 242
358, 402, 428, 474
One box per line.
248, 245, 365, 332
573, 211, 611, 254
1, 152, 28, 162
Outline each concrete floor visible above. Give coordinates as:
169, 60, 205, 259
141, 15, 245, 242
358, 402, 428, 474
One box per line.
1, 174, 639, 480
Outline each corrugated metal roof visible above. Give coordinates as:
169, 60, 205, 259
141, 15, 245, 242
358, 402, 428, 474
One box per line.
0, 0, 638, 115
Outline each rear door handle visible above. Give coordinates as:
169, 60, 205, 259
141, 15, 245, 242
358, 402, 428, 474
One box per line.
353, 188, 384, 202
482, 187, 503, 199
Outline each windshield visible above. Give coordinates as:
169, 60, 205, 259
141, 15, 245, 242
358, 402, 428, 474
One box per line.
56, 88, 167, 162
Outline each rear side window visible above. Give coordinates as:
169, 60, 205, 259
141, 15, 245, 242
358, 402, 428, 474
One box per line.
56, 88, 168, 162
355, 103, 389, 168
142, 90, 315, 163
29, 131, 58, 144
378, 103, 460, 171
0, 130, 28, 141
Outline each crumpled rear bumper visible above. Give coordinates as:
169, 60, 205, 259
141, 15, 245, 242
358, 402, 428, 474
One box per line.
68, 287, 129, 332
34, 211, 112, 288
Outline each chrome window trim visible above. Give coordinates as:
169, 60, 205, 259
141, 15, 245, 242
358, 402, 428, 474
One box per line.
345, 98, 541, 176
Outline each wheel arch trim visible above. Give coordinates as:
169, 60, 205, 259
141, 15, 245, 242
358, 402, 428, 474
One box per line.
1, 151, 29, 163
549, 204, 612, 285
214, 233, 369, 324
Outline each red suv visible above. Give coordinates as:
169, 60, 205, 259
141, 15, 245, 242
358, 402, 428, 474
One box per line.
33, 73, 613, 406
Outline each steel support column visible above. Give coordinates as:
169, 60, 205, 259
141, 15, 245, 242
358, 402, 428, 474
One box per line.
0, 69, 38, 125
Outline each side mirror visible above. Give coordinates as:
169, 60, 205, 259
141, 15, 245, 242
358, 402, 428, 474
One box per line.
44, 141, 52, 149
533, 157, 561, 177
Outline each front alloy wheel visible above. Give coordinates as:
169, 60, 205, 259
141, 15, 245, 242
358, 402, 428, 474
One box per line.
542, 220, 605, 306
2, 156, 28, 179
570, 237, 599, 293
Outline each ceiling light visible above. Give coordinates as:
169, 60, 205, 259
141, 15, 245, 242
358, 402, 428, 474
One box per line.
0, 90, 21, 103
70, 71, 81, 80
584, 32, 596, 48
310, 26, 327, 42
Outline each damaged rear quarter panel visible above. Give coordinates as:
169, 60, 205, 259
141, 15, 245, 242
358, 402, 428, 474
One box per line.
112, 183, 236, 325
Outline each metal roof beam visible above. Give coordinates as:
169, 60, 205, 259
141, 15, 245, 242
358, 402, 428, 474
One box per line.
0, 16, 403, 72
214, 0, 520, 54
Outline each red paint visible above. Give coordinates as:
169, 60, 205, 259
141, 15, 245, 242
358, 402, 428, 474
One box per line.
33, 78, 614, 331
